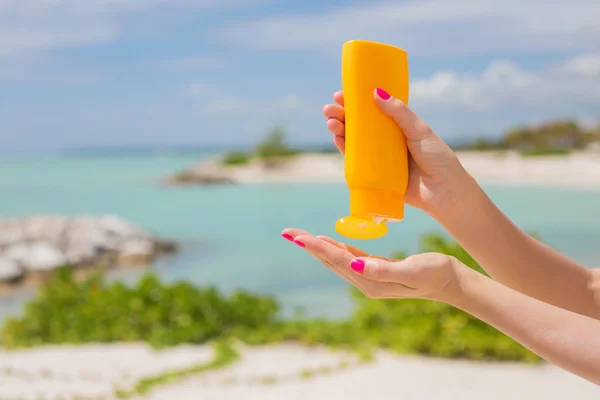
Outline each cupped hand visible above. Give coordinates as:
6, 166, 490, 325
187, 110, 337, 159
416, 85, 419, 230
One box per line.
282, 228, 464, 304
323, 90, 473, 217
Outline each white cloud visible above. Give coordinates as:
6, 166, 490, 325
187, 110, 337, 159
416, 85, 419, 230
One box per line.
218, 0, 600, 56
0, 0, 263, 83
0, 0, 264, 57
411, 53, 600, 110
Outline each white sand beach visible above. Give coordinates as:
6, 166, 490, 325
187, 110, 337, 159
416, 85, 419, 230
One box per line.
167, 151, 600, 190
0, 343, 597, 400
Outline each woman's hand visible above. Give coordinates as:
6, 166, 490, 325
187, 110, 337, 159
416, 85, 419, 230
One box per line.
282, 228, 600, 385
282, 228, 465, 304
323, 89, 475, 217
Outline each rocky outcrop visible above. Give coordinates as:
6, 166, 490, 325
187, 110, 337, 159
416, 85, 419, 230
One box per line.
163, 156, 237, 185
0, 215, 178, 290
163, 153, 345, 186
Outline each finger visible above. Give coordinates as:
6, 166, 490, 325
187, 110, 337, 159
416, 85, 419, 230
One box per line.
326, 118, 345, 137
333, 91, 344, 107
294, 234, 355, 273
349, 257, 416, 289
372, 88, 435, 142
316, 235, 369, 257
293, 234, 367, 288
281, 228, 310, 242
322, 104, 345, 122
316, 235, 395, 261
333, 136, 345, 155
292, 233, 408, 299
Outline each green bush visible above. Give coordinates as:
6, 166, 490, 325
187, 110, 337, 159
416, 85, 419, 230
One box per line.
221, 151, 252, 166
1, 270, 278, 349
519, 148, 572, 157
255, 127, 298, 159
462, 119, 600, 152
0, 233, 540, 363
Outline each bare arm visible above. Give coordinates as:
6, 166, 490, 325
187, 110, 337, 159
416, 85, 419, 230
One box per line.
435, 175, 600, 319
454, 267, 600, 385
321, 90, 599, 319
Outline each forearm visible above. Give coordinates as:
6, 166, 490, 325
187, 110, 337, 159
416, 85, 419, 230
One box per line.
436, 174, 599, 319
453, 268, 600, 385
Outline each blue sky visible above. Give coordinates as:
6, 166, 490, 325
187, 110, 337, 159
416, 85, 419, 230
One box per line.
1, 0, 599, 155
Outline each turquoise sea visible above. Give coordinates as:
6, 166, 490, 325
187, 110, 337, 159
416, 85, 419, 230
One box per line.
1, 153, 600, 321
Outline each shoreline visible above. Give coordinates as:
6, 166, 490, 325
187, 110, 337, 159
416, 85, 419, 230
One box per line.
164, 151, 600, 190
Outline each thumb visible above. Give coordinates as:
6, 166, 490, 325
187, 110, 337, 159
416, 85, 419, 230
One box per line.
373, 88, 434, 142
349, 257, 415, 286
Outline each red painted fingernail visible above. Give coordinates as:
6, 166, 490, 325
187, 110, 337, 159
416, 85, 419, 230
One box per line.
282, 233, 293, 242
376, 88, 391, 100
293, 240, 305, 248
350, 259, 365, 273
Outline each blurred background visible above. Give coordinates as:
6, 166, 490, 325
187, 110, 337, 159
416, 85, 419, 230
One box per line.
0, 1, 599, 399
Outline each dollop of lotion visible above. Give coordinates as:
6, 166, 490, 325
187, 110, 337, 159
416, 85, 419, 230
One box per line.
335, 216, 388, 240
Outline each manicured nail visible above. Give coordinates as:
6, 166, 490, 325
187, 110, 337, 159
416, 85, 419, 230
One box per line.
282, 233, 293, 242
376, 88, 391, 100
293, 240, 305, 248
350, 259, 365, 273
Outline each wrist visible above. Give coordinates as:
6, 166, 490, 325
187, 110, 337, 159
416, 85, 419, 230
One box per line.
429, 258, 479, 305
431, 170, 486, 227
441, 263, 484, 308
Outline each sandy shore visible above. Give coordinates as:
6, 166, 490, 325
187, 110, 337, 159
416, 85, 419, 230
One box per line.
0, 343, 597, 399
459, 151, 600, 189
166, 151, 600, 190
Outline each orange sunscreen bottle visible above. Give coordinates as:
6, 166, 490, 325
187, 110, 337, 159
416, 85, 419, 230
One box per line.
335, 40, 409, 240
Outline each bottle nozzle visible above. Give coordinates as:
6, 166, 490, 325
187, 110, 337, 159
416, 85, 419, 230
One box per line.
335, 216, 388, 240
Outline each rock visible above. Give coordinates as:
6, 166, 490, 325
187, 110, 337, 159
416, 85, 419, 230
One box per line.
65, 243, 97, 266
0, 214, 178, 290
0, 257, 23, 282
155, 240, 179, 253
66, 225, 119, 253
5, 242, 30, 264
22, 242, 67, 272
165, 171, 235, 185
0, 230, 25, 248
117, 239, 155, 266
0, 218, 25, 247
22, 215, 68, 243
98, 215, 149, 239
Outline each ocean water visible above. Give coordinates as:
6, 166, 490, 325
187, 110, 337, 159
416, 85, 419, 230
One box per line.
1, 153, 600, 321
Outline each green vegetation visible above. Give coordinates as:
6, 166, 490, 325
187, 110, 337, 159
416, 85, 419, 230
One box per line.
461, 120, 600, 155
115, 341, 239, 398
221, 126, 300, 166
254, 127, 298, 159
1, 233, 540, 365
1, 269, 279, 349
221, 151, 253, 166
